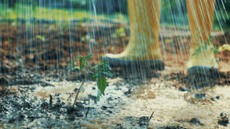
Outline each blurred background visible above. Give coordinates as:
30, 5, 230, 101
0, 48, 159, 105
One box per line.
0, 0, 229, 30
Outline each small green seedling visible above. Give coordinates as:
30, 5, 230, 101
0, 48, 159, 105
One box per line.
67, 54, 114, 107
192, 35, 219, 63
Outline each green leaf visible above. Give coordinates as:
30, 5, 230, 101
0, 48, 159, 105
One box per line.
66, 61, 75, 70
97, 75, 108, 95
74, 55, 82, 61
103, 61, 112, 70
66, 55, 82, 69
86, 53, 93, 60
216, 58, 219, 63
86, 61, 90, 67
80, 56, 86, 70
101, 57, 103, 63
208, 39, 212, 42
91, 72, 98, 80
102, 71, 114, 76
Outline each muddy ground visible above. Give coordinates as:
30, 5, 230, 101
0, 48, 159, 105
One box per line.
0, 21, 230, 128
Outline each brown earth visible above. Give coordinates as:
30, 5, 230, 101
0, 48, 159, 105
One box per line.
0, 22, 230, 129
0, 22, 229, 88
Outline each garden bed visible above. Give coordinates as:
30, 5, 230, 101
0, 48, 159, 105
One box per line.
0, 21, 230, 128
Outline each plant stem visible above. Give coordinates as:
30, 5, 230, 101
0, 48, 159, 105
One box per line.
72, 67, 91, 107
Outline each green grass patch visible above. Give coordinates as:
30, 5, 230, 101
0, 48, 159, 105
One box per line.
0, 4, 129, 22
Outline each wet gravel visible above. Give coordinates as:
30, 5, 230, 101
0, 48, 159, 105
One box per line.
1, 74, 230, 128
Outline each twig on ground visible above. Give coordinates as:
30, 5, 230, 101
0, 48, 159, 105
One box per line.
148, 111, 154, 122
85, 106, 90, 117
50, 94, 52, 106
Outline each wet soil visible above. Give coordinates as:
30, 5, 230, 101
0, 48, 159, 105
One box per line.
0, 21, 230, 128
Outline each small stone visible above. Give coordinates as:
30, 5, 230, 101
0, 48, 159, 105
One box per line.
218, 112, 229, 126
101, 106, 108, 110
108, 110, 113, 114
124, 89, 131, 96
73, 88, 79, 93
55, 93, 61, 96
178, 87, 185, 91
189, 118, 203, 125
41, 102, 49, 109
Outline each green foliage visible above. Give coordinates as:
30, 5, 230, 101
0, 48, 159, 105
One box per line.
192, 35, 219, 63
161, 0, 179, 10
67, 54, 113, 107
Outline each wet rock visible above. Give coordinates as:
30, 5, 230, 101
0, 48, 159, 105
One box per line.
189, 118, 203, 126
138, 116, 150, 126
211, 96, 220, 101
101, 106, 108, 110
124, 89, 131, 96
195, 94, 206, 99
41, 102, 49, 109
108, 110, 113, 114
73, 88, 79, 93
218, 112, 229, 126
39, 81, 55, 87
178, 87, 185, 91
55, 93, 61, 96
107, 97, 113, 101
